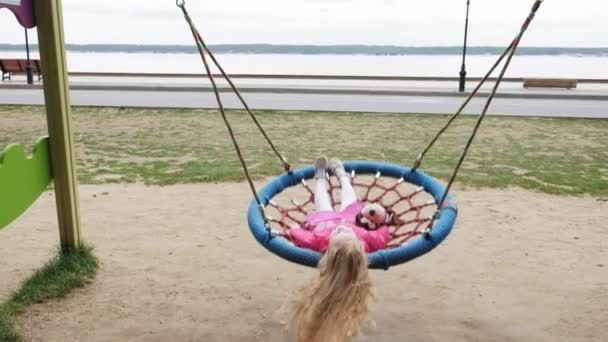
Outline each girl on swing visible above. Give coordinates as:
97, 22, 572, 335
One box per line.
287, 157, 392, 342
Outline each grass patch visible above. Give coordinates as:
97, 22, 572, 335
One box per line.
0, 245, 98, 342
1, 105, 607, 195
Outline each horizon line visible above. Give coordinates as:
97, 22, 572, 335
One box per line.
1, 44, 607, 56
1, 43, 607, 48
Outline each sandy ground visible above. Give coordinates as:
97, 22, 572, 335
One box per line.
0, 183, 606, 342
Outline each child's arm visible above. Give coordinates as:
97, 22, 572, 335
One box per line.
361, 227, 391, 253
289, 228, 319, 250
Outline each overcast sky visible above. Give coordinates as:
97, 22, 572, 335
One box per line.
1, 0, 606, 47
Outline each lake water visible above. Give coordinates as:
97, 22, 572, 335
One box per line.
1, 51, 607, 79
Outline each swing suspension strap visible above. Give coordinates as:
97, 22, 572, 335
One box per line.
177, 0, 287, 229
423, 0, 545, 236
176, 0, 291, 174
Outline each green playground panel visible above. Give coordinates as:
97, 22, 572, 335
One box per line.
0, 137, 53, 230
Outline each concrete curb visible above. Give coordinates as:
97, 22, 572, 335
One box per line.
1, 83, 607, 101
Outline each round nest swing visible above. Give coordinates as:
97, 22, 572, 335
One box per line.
248, 161, 457, 269
176, 0, 545, 269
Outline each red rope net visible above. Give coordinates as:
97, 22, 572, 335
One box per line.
265, 172, 438, 248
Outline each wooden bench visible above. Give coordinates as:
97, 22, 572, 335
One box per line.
523, 78, 577, 89
0, 59, 42, 81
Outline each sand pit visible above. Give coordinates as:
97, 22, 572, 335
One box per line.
0, 183, 606, 341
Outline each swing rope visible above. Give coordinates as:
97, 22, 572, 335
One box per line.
177, 0, 276, 229
423, 0, 545, 236
176, 0, 291, 173
176, 0, 545, 240
412, 41, 514, 171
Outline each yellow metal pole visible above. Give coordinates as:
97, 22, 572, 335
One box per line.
34, 0, 82, 251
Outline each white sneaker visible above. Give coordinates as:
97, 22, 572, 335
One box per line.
314, 157, 328, 179
329, 158, 346, 177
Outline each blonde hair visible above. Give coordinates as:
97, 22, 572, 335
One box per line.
288, 236, 373, 342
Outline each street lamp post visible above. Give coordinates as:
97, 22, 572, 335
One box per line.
459, 0, 471, 92
25, 28, 34, 85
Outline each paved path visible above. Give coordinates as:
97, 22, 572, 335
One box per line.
1, 87, 606, 118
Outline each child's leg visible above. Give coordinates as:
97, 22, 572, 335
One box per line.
330, 159, 358, 211
314, 157, 333, 212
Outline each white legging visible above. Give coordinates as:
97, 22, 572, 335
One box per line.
314, 172, 357, 212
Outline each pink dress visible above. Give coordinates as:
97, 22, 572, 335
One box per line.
289, 201, 390, 253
